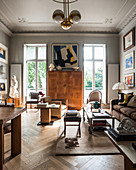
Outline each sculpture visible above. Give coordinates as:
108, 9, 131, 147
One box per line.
9, 75, 19, 98
49, 64, 55, 71
117, 117, 136, 134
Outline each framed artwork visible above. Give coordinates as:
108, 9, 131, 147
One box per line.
124, 51, 135, 70
0, 79, 7, 94
52, 44, 78, 68
123, 27, 135, 52
124, 73, 134, 87
0, 43, 8, 64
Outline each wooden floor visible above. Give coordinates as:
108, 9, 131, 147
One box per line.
4, 109, 124, 170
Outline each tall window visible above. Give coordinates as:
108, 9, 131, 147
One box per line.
24, 44, 46, 97
84, 44, 106, 103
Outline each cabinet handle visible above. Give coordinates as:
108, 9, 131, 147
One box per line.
64, 84, 66, 87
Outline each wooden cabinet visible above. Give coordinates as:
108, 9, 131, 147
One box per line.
48, 71, 83, 110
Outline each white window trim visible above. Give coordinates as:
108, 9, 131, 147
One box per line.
23, 44, 46, 102
84, 44, 106, 104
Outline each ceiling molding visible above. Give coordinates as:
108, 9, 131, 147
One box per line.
12, 31, 119, 37
0, 20, 12, 36
116, 3, 136, 31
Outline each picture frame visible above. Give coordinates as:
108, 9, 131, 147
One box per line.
123, 27, 135, 52
0, 79, 7, 94
124, 51, 135, 70
52, 44, 78, 68
124, 73, 134, 87
0, 43, 8, 64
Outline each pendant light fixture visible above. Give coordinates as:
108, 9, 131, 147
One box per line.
52, 0, 81, 30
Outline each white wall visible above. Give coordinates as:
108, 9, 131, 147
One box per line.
9, 33, 119, 103
119, 16, 136, 94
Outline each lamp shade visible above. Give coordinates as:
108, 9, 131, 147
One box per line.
112, 82, 129, 90
52, 9, 64, 23
69, 10, 81, 23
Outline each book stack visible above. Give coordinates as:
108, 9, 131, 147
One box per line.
93, 120, 107, 126
93, 112, 110, 118
108, 129, 136, 141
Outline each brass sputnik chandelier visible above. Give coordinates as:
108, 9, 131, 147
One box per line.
52, 0, 81, 30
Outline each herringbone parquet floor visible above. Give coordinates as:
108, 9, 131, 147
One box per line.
4, 109, 124, 170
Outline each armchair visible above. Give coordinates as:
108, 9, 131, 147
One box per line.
87, 90, 102, 111
25, 92, 40, 112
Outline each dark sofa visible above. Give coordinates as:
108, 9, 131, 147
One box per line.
110, 97, 136, 127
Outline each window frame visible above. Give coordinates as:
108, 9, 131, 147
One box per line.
24, 44, 47, 100
84, 44, 106, 103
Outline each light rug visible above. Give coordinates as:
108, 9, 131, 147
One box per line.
56, 120, 120, 156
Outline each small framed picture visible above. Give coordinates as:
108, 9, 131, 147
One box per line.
0, 43, 8, 64
52, 44, 78, 68
124, 73, 134, 87
0, 79, 7, 94
123, 27, 135, 52
124, 51, 135, 70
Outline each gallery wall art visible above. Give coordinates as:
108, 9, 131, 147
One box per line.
0, 79, 7, 94
124, 51, 135, 70
0, 43, 8, 64
52, 44, 78, 68
124, 73, 134, 87
123, 27, 135, 52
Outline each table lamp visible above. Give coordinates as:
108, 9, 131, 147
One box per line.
112, 82, 129, 102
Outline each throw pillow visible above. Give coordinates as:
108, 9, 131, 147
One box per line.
123, 93, 133, 104
127, 95, 136, 107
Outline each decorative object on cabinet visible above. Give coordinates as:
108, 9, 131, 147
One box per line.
0, 43, 8, 64
123, 27, 135, 52
73, 67, 79, 71
56, 65, 62, 71
124, 73, 134, 87
0, 79, 7, 94
52, 44, 78, 68
48, 71, 82, 110
124, 51, 135, 70
49, 63, 55, 71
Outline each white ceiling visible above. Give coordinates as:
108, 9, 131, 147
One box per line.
0, 0, 136, 34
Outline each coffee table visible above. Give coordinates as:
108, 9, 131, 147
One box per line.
105, 131, 136, 170
83, 106, 115, 134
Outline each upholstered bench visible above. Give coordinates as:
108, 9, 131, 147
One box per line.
64, 110, 81, 137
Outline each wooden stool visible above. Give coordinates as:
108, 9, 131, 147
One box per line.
64, 111, 81, 137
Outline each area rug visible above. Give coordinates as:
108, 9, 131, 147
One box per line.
55, 120, 120, 156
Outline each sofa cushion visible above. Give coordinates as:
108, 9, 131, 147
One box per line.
120, 107, 136, 119
127, 95, 136, 107
113, 105, 124, 112
131, 112, 136, 120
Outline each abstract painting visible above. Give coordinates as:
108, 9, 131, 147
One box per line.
52, 44, 78, 68
124, 73, 134, 87
0, 79, 7, 94
124, 51, 134, 70
0, 43, 8, 64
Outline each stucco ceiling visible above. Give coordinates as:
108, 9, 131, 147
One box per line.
0, 0, 136, 34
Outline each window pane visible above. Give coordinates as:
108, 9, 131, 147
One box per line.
38, 62, 46, 94
84, 61, 93, 102
94, 47, 103, 59
84, 46, 92, 59
27, 62, 36, 90
38, 47, 46, 60
95, 61, 103, 90
26, 47, 36, 60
